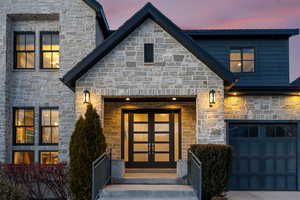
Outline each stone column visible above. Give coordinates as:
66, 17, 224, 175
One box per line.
196, 88, 226, 144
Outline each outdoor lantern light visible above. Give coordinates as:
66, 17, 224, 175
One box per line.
209, 90, 216, 106
83, 90, 90, 104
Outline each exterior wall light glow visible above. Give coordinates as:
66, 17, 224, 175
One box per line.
125, 98, 130, 101
172, 97, 177, 101
83, 90, 90, 104
209, 90, 216, 106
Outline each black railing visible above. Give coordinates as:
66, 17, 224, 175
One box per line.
92, 149, 112, 200
188, 149, 202, 200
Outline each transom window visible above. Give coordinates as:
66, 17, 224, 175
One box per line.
230, 48, 255, 73
14, 108, 35, 145
40, 108, 59, 144
14, 32, 35, 69
40, 151, 59, 164
40, 32, 60, 69
13, 151, 34, 164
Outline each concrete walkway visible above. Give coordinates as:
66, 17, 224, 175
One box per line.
228, 191, 300, 200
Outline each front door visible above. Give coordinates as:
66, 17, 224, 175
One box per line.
123, 110, 180, 168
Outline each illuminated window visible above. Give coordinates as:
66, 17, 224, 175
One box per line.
230, 48, 255, 72
40, 151, 59, 164
13, 151, 34, 164
40, 32, 59, 69
40, 108, 59, 144
14, 108, 35, 145
14, 32, 35, 69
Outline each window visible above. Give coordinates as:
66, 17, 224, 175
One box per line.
144, 43, 154, 63
266, 125, 296, 137
40, 151, 59, 164
229, 125, 258, 137
40, 32, 59, 69
230, 48, 255, 72
40, 108, 59, 144
14, 108, 35, 145
13, 151, 34, 164
14, 32, 35, 69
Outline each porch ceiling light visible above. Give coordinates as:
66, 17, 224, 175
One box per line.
172, 97, 177, 101
125, 98, 130, 101
83, 90, 90, 104
209, 90, 216, 106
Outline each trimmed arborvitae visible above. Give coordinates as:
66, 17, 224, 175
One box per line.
69, 104, 107, 200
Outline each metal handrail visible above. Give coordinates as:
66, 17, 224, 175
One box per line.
92, 149, 112, 200
188, 149, 202, 200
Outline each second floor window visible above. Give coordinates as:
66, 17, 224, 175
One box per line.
40, 108, 59, 145
15, 32, 35, 69
14, 108, 35, 145
41, 32, 60, 69
230, 48, 255, 73
144, 43, 154, 63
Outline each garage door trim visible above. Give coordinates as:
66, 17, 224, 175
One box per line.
226, 120, 300, 191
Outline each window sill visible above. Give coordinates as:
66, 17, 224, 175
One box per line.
39, 68, 61, 72
144, 62, 155, 65
12, 69, 36, 72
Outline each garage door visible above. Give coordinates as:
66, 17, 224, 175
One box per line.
228, 123, 298, 190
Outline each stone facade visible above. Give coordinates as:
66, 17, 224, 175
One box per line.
0, 0, 100, 162
224, 95, 300, 120
103, 101, 196, 160
76, 19, 226, 153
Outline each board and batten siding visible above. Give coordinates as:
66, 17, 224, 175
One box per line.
194, 39, 290, 86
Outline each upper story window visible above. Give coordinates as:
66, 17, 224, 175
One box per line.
40, 108, 59, 145
14, 32, 35, 69
144, 43, 154, 63
14, 108, 35, 145
230, 48, 255, 73
40, 32, 60, 69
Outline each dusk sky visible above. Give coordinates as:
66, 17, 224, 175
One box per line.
98, 0, 300, 82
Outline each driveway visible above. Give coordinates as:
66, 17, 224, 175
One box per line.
228, 191, 300, 200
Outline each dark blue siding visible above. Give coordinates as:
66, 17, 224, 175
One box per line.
194, 39, 290, 86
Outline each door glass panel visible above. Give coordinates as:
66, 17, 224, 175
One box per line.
134, 114, 148, 122
155, 123, 169, 132
134, 134, 148, 142
154, 114, 169, 122
134, 153, 148, 162
134, 144, 148, 152
124, 114, 129, 162
174, 113, 179, 161
155, 134, 169, 142
155, 154, 169, 162
134, 123, 148, 132
155, 143, 169, 152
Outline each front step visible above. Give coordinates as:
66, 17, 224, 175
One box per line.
112, 177, 184, 185
99, 184, 197, 199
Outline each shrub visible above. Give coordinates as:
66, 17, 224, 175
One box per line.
0, 174, 25, 200
190, 144, 232, 200
70, 104, 107, 200
0, 163, 71, 200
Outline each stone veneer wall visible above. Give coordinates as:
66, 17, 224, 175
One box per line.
0, 0, 99, 162
76, 19, 226, 148
224, 95, 300, 120
103, 101, 196, 160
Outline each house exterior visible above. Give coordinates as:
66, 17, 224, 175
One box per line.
1, 0, 300, 191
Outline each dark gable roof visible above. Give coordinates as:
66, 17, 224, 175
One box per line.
186, 29, 299, 39
82, 0, 110, 38
61, 3, 236, 91
291, 77, 300, 86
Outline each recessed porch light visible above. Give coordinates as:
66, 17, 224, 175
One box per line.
172, 97, 177, 101
125, 98, 130, 101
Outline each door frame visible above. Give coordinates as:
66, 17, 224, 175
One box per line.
121, 109, 182, 168
226, 120, 300, 191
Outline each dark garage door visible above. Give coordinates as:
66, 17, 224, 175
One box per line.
228, 123, 298, 190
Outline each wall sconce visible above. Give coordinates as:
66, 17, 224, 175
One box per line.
83, 90, 90, 104
209, 90, 216, 107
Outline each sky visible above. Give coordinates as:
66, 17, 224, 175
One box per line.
99, 0, 300, 82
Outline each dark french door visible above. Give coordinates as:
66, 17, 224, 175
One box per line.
123, 109, 180, 168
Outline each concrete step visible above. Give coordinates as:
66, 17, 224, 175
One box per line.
99, 184, 197, 199
112, 177, 184, 185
